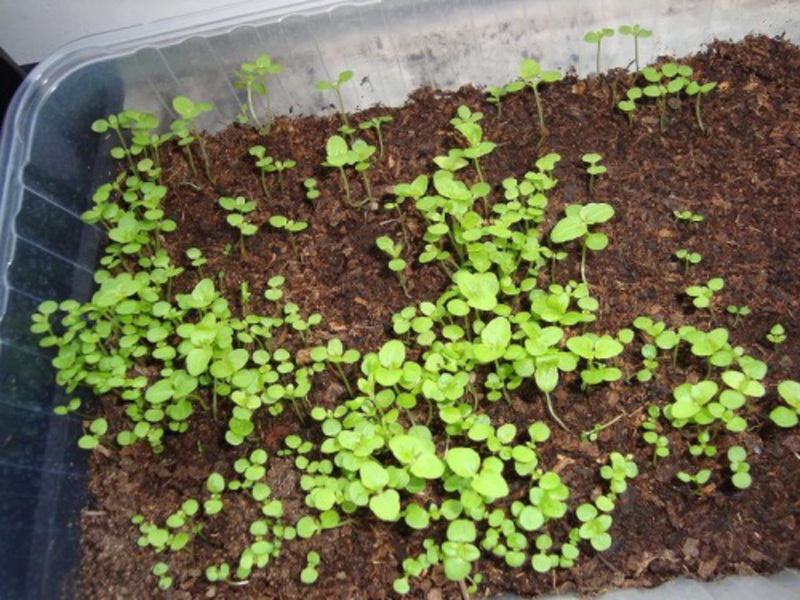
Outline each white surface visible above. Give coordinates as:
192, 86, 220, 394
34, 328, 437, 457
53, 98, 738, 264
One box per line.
0, 0, 241, 64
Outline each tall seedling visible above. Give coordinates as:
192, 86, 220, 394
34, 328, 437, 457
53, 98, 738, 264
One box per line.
518, 59, 562, 141
234, 54, 283, 135
316, 70, 355, 134
171, 96, 215, 184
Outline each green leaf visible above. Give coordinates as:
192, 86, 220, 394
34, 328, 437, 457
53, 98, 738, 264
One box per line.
471, 469, 509, 500
411, 452, 445, 479
550, 215, 586, 244
446, 447, 481, 479
360, 461, 389, 491
369, 489, 401, 521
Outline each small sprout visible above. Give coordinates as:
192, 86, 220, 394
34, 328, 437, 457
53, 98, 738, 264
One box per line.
269, 215, 308, 257
219, 196, 258, 255
234, 54, 283, 134
641, 406, 670, 461
249, 145, 296, 198
770, 380, 800, 428
581, 152, 607, 196
316, 69, 354, 131
766, 323, 786, 346
726, 304, 750, 327
186, 247, 207, 274
518, 58, 562, 139
676, 469, 712, 494
674, 209, 704, 224
171, 96, 215, 183
689, 429, 717, 458
617, 87, 642, 127
485, 81, 524, 119
550, 202, 615, 285
685, 277, 724, 312
358, 115, 393, 159
304, 177, 321, 203
685, 80, 718, 133
675, 248, 702, 273
727, 445, 752, 489
618, 24, 653, 71
300, 551, 321, 584
376, 236, 409, 297
584, 28, 615, 76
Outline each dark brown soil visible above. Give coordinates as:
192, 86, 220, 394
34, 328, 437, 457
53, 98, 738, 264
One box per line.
79, 35, 799, 599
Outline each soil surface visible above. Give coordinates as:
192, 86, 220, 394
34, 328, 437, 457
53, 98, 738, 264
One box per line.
79, 36, 799, 599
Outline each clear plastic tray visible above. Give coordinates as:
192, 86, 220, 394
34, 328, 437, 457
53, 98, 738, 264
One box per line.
0, 0, 797, 597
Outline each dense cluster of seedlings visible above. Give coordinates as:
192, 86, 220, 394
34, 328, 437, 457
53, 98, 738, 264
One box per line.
31, 25, 798, 596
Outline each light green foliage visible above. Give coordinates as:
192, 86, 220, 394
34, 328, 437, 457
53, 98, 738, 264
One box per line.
584, 28, 615, 75
676, 468, 712, 493
726, 304, 751, 327
685, 79, 718, 132
304, 178, 321, 202
674, 209, 704, 224
766, 323, 786, 346
376, 236, 409, 297
249, 145, 296, 198
316, 69, 355, 131
771, 380, 800, 428
685, 277, 724, 311
581, 153, 607, 196
641, 406, 670, 461
358, 115, 393, 159
269, 214, 308, 256
300, 551, 321, 584
486, 80, 524, 119
171, 96, 215, 182
323, 134, 377, 206
618, 24, 652, 71
550, 202, 615, 284
727, 445, 752, 489
234, 54, 283, 134
518, 58, 562, 137
675, 249, 702, 273
219, 196, 258, 253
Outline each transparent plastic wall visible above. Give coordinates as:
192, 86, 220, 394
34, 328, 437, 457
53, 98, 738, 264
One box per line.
0, 0, 797, 598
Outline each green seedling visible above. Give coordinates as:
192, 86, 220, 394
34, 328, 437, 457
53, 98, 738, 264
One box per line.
310, 338, 361, 396
300, 551, 321, 584
618, 24, 653, 71
304, 178, 321, 203
727, 445, 752, 489
186, 247, 207, 275
641, 406, 670, 461
249, 145, 296, 198
268, 215, 308, 257
219, 196, 258, 254
581, 153, 607, 196
376, 236, 409, 297
674, 209, 704, 224
486, 81, 524, 119
685, 277, 724, 312
770, 380, 800, 428
726, 304, 750, 327
576, 503, 613, 551
689, 429, 717, 458
640, 62, 693, 132
617, 87, 643, 127
234, 54, 283, 134
316, 69, 354, 132
685, 80, 718, 133
390, 175, 428, 246
549, 202, 615, 285
323, 135, 376, 207
358, 115, 393, 159
579, 412, 625, 442
675, 249, 702, 273
584, 28, 615, 76
518, 58, 562, 139
766, 323, 786, 346
171, 96, 215, 183
676, 469, 712, 494
451, 105, 496, 184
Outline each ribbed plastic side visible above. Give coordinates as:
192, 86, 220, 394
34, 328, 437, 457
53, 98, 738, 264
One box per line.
0, 1, 797, 598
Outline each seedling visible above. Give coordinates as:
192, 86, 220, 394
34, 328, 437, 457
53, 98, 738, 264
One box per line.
674, 209, 704, 224
316, 69, 354, 132
584, 28, 615, 76
640, 63, 693, 132
486, 81, 524, 119
579, 412, 625, 442
685, 80, 718, 133
219, 196, 258, 254
727, 445, 752, 489
676, 469, 712, 494
249, 145, 296, 197
300, 551, 321, 584
269, 215, 308, 256
726, 304, 751, 327
518, 58, 562, 139
309, 338, 361, 396
675, 249, 702, 273
376, 236, 409, 297
234, 54, 283, 134
685, 277, 724, 312
618, 24, 653, 71
304, 178, 321, 203
689, 429, 717, 458
390, 175, 428, 245
358, 115, 393, 159
581, 152, 607, 196
323, 135, 376, 206
641, 406, 670, 461
171, 96, 215, 183
451, 105, 496, 184
186, 247, 207, 275
617, 87, 643, 127
770, 380, 800, 428
549, 202, 615, 285
766, 323, 786, 346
